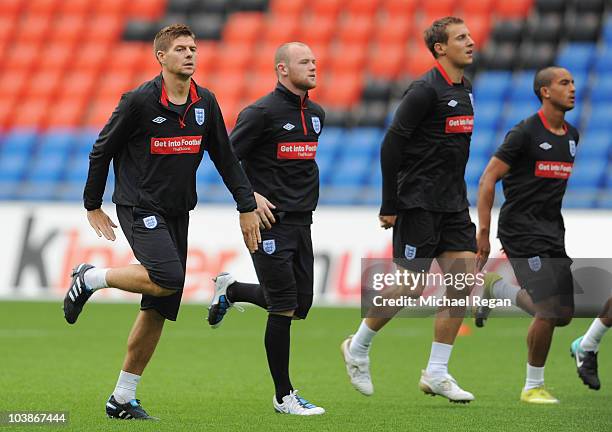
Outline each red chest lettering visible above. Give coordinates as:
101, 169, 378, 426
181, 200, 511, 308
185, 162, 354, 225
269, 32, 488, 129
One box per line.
445, 115, 474, 133
534, 161, 573, 179
277, 142, 318, 159
150, 136, 202, 154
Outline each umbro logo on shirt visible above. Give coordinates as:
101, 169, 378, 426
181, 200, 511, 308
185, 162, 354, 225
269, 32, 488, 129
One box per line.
152, 116, 167, 124
447, 100, 458, 107
539, 142, 552, 150
283, 123, 295, 131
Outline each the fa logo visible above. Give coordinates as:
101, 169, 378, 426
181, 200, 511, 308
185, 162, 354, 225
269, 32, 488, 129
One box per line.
404, 244, 417, 260
311, 116, 321, 134
528, 256, 542, 272
568, 140, 576, 157
143, 216, 157, 229
195, 108, 205, 126
263, 239, 276, 255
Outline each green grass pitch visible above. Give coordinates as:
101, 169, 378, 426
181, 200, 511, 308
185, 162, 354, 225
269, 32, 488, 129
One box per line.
1, 302, 610, 431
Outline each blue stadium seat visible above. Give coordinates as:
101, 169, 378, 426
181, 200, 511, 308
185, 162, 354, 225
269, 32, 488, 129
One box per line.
571, 72, 588, 102
319, 186, 361, 205
578, 131, 611, 159
563, 190, 598, 208
38, 129, 76, 152
75, 129, 99, 154
1, 129, 38, 156
589, 75, 612, 104
557, 43, 596, 74
583, 103, 612, 132
196, 156, 223, 186
567, 159, 606, 188
328, 155, 372, 186
564, 104, 582, 127
316, 153, 333, 186
508, 71, 538, 103
593, 46, 612, 74
470, 130, 495, 158
0, 154, 29, 182
367, 162, 382, 188
601, 18, 612, 45
473, 102, 502, 131
501, 102, 540, 131
473, 71, 512, 103
465, 156, 487, 188
65, 153, 91, 183
27, 153, 69, 183
342, 128, 383, 157
317, 126, 344, 159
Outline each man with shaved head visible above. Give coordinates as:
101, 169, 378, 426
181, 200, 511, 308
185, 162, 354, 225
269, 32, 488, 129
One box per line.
207, 42, 326, 415
475, 66, 579, 403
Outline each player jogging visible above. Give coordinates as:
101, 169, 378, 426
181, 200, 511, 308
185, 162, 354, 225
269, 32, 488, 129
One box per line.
62, 24, 260, 420
341, 17, 477, 403
206, 42, 326, 415
476, 66, 578, 404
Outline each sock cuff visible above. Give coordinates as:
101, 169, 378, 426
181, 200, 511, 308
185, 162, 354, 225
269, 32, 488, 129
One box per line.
268, 314, 292, 326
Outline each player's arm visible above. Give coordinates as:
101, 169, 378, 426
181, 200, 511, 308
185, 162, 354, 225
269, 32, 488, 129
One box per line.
206, 94, 260, 252
476, 157, 510, 269
476, 127, 524, 269
230, 106, 276, 230
84, 93, 134, 241
379, 83, 434, 228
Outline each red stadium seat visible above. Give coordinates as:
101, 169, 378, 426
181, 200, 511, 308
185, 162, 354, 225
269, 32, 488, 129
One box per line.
5, 42, 40, 73
194, 40, 219, 77
92, 0, 126, 15
308, 44, 329, 76
368, 44, 406, 79
345, 0, 381, 17
85, 97, 120, 127
216, 43, 253, 74
85, 15, 123, 43
207, 73, 245, 106
330, 43, 367, 74
495, 0, 534, 18
45, 98, 87, 128
17, 14, 52, 44
338, 15, 374, 46
24, 70, 62, 100
299, 16, 336, 46
49, 15, 86, 45
24, 0, 58, 16
0, 72, 27, 100
0, 95, 16, 129
106, 42, 149, 75
96, 73, 135, 99
404, 41, 435, 77
0, 17, 17, 45
3, 0, 24, 18
37, 43, 73, 73
59, 72, 96, 101
254, 43, 282, 74
57, 0, 92, 15
223, 13, 264, 45
310, 0, 344, 18
74, 41, 110, 75
270, 0, 307, 19
467, 14, 491, 47
262, 16, 299, 45
126, 0, 166, 19
374, 16, 411, 45
245, 72, 277, 101
382, 0, 418, 17
421, 0, 456, 18
11, 99, 49, 128
320, 73, 363, 108
458, 0, 494, 15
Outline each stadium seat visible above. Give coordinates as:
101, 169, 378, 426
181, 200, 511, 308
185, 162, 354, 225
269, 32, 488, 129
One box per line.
404, 42, 435, 77
527, 12, 562, 43
459, 0, 494, 15
85, 16, 123, 43
421, 0, 455, 18
320, 73, 363, 108
368, 44, 405, 80
470, 130, 496, 158
310, 0, 344, 18
57, 0, 92, 15
2, 0, 23, 18
560, 189, 598, 208
92, 0, 125, 15
345, 0, 381, 17
299, 16, 336, 46
566, 13, 601, 42
508, 71, 538, 103
474, 102, 503, 132
473, 71, 512, 103
45, 100, 87, 128
223, 12, 264, 45
465, 156, 488, 188
501, 102, 540, 131
564, 104, 582, 126
479, 42, 518, 70
216, 43, 253, 74
317, 127, 344, 159
584, 103, 612, 132
49, 15, 86, 45
262, 16, 299, 45
567, 159, 606, 189
557, 43, 596, 74
330, 44, 367, 74
382, 0, 418, 17
495, 0, 534, 18
328, 155, 372, 187
534, 0, 566, 14
602, 17, 612, 45
318, 186, 362, 205
0, 154, 29, 182
578, 131, 611, 159
269, 0, 306, 19
351, 101, 390, 127
490, 20, 524, 44
590, 75, 612, 104
342, 128, 383, 157
338, 15, 374, 46
575, 0, 605, 15
126, 0, 166, 19
593, 47, 612, 75
188, 13, 224, 40
518, 42, 557, 70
